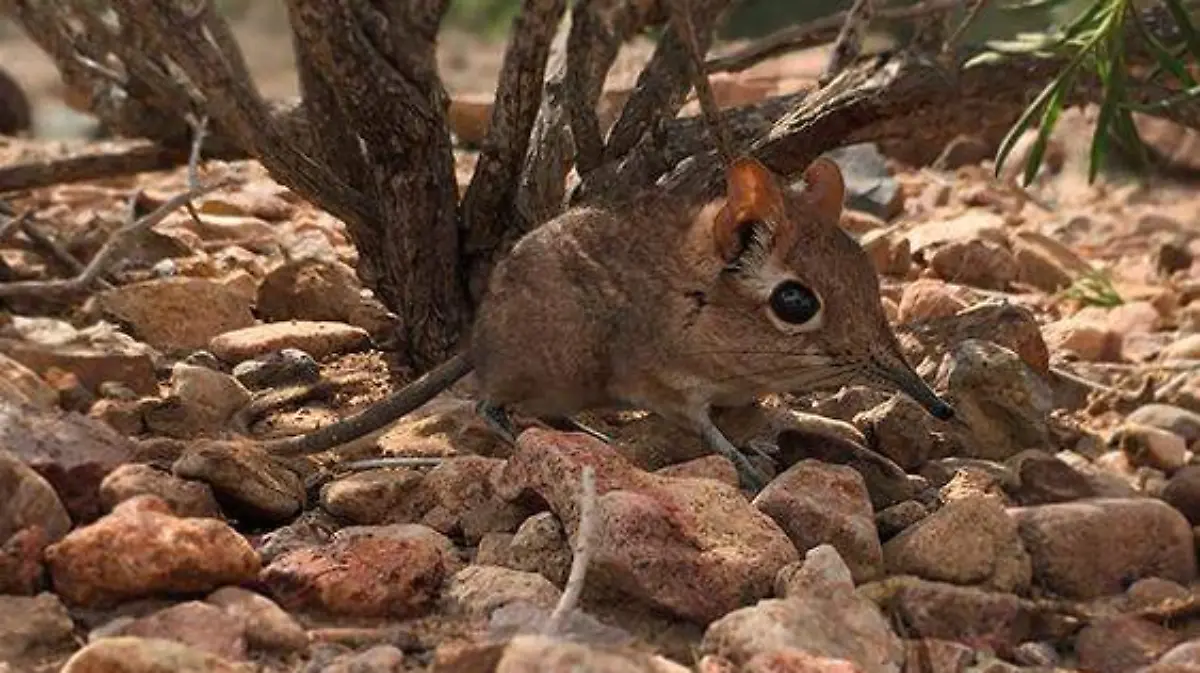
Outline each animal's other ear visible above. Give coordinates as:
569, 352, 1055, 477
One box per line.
713, 156, 786, 263
800, 157, 845, 222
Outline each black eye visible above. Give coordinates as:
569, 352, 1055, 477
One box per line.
769, 280, 821, 325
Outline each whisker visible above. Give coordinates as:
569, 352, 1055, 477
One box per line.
675, 346, 857, 360
678, 359, 865, 392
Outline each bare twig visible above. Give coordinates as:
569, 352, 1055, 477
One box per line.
300, 454, 450, 492
517, 0, 663, 228
20, 220, 82, 274
602, 0, 733, 163
186, 114, 210, 188
943, 0, 989, 55
544, 465, 597, 636
461, 0, 567, 288
820, 0, 875, 85
0, 208, 33, 243
565, 0, 668, 175
183, 114, 211, 232
16, 218, 116, 290
671, 0, 734, 166
0, 179, 233, 299
0, 144, 199, 195
112, 0, 278, 154
286, 0, 470, 366
335, 457, 449, 471
705, 0, 963, 75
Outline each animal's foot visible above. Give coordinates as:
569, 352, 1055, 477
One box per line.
733, 458, 770, 492
744, 438, 781, 462
476, 401, 518, 445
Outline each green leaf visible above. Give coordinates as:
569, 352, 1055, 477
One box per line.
964, 51, 1011, 68
1059, 0, 1117, 42
1143, 44, 1190, 82
1113, 104, 1151, 172
1162, 0, 1200, 64
1023, 73, 1073, 185
1133, 4, 1198, 86
1122, 81, 1200, 110
994, 41, 1092, 178
1089, 56, 1119, 183
982, 34, 1065, 53
1062, 269, 1124, 307
994, 77, 1062, 178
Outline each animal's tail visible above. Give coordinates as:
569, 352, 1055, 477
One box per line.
266, 351, 474, 457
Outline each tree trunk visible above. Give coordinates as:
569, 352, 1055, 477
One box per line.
285, 0, 468, 367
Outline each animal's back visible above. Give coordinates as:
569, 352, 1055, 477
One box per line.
470, 206, 630, 416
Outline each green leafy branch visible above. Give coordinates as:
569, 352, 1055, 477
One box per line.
967, 0, 1200, 184
1060, 267, 1125, 306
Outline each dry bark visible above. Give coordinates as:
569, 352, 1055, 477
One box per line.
460, 0, 568, 301
284, 0, 467, 366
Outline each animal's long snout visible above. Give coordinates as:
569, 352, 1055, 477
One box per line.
869, 354, 956, 421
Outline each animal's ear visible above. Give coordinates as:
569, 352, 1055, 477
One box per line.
713, 156, 786, 263
799, 157, 845, 222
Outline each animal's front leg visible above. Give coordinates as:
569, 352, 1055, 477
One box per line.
692, 412, 771, 492
476, 400, 519, 446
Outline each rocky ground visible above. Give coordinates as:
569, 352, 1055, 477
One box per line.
1, 17, 1200, 673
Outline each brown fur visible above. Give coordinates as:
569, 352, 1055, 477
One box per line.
273, 157, 950, 487
471, 157, 944, 441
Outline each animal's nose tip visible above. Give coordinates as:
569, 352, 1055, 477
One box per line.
869, 355, 956, 423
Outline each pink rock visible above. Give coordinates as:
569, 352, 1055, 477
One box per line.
206, 586, 309, 654
702, 569, 901, 673
1009, 498, 1196, 599
44, 495, 260, 606
60, 636, 249, 673
497, 429, 799, 624
114, 601, 248, 661
0, 449, 70, 543
1107, 301, 1162, 337
435, 634, 690, 673
883, 496, 1031, 593
877, 578, 1028, 656
754, 461, 883, 583
745, 649, 865, 673
1042, 317, 1120, 362
927, 240, 1017, 291
209, 321, 370, 362
99, 463, 222, 519
261, 525, 449, 618
896, 280, 968, 324
96, 277, 255, 354
421, 456, 530, 543
901, 640, 975, 672
1076, 616, 1182, 673
0, 526, 46, 595
0, 402, 135, 523
656, 455, 740, 487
